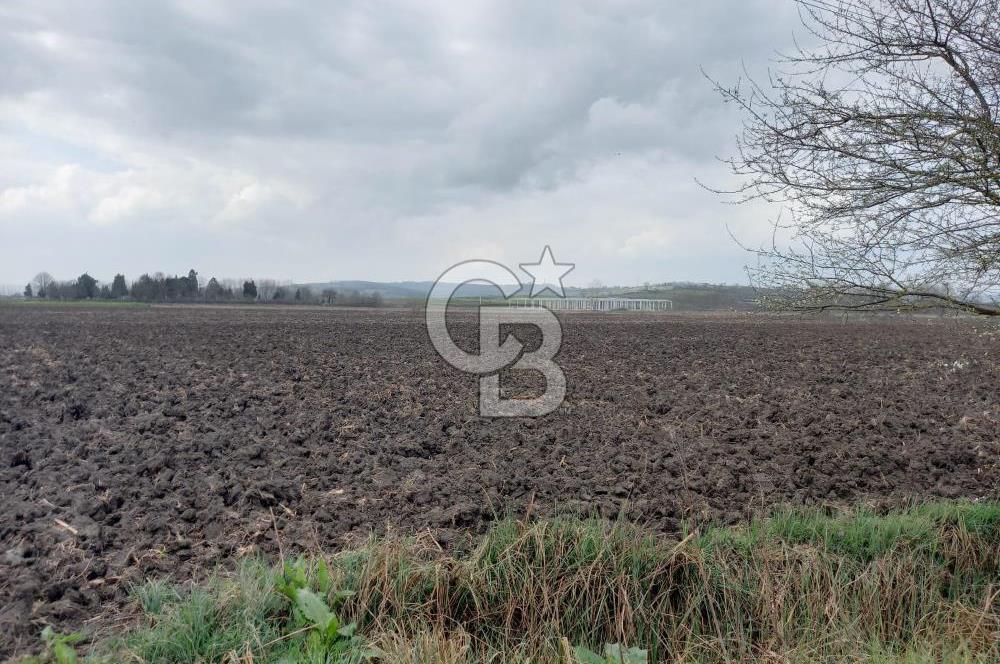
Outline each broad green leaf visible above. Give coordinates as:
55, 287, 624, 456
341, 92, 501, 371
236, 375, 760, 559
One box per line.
325, 616, 343, 642
573, 645, 606, 664
603, 643, 648, 664
316, 557, 331, 594
295, 587, 334, 630
52, 641, 78, 664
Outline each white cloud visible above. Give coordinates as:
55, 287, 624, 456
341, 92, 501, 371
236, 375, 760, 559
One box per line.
0, 164, 79, 214
618, 228, 674, 257
0, 0, 797, 284
88, 183, 163, 225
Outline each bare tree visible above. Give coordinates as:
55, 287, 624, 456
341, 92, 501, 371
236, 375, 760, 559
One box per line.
257, 279, 278, 301
32, 272, 54, 298
713, 0, 1000, 314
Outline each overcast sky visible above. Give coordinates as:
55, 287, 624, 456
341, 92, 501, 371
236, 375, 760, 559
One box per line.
0, 0, 802, 287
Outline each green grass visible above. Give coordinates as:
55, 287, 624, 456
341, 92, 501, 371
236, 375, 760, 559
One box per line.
26, 500, 1000, 664
699, 500, 1000, 559
125, 560, 289, 663
129, 579, 178, 617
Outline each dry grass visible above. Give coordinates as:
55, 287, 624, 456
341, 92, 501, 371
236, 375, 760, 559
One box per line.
330, 504, 999, 662
47, 500, 1000, 663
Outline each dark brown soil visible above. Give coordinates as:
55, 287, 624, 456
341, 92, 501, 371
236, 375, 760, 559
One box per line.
1, 305, 998, 654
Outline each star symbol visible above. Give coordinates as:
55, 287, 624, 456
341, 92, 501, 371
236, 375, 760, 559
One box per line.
520, 246, 575, 298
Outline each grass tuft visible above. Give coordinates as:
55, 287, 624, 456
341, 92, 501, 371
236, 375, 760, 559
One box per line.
130, 579, 179, 617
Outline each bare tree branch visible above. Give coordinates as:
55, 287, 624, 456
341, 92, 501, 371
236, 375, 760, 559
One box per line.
712, 0, 1000, 315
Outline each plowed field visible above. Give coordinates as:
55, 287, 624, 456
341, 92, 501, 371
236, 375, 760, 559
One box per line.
1, 305, 997, 654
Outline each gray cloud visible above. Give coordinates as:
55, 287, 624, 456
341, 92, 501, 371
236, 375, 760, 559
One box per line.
0, 0, 800, 286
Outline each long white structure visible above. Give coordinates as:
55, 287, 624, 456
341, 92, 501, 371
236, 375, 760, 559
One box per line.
506, 297, 673, 311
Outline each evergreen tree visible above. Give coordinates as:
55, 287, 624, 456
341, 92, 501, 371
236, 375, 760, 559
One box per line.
76, 273, 98, 299
186, 269, 199, 298
205, 277, 225, 301
110, 274, 128, 299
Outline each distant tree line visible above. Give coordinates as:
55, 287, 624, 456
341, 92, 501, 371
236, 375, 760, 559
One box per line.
23, 270, 383, 307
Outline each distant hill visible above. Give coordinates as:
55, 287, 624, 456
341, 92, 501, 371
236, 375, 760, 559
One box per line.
297, 280, 432, 299
296, 280, 758, 310
297, 280, 589, 300
590, 283, 760, 311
